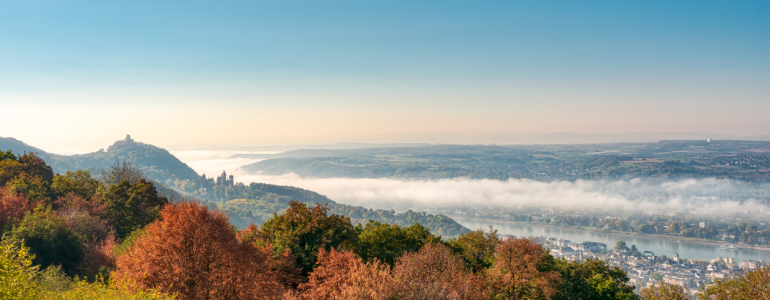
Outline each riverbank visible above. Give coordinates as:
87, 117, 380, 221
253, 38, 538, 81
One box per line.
450, 215, 770, 253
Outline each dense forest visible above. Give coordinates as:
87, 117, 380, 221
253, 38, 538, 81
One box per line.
169, 174, 468, 235
1, 149, 768, 299
239, 141, 770, 183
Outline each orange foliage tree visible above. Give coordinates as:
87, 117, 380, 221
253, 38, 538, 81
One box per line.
485, 238, 562, 300
298, 248, 394, 300
113, 201, 283, 300
392, 243, 480, 300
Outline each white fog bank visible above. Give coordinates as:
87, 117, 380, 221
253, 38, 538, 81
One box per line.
171, 150, 770, 219
232, 171, 770, 219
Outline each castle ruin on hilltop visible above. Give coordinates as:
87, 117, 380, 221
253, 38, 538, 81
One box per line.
216, 170, 234, 186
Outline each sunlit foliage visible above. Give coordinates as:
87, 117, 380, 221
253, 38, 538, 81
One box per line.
354, 220, 440, 266
113, 201, 283, 299
700, 265, 770, 299
640, 281, 688, 300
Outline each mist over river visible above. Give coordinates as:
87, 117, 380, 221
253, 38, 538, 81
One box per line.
457, 218, 770, 262
172, 149, 770, 263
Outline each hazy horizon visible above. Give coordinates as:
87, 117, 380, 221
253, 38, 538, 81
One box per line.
2, 1, 769, 153
5, 131, 770, 155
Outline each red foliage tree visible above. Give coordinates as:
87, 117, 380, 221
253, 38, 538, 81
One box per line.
0, 187, 35, 229
54, 193, 108, 220
485, 238, 562, 300
392, 243, 479, 300
298, 248, 393, 300
112, 201, 283, 299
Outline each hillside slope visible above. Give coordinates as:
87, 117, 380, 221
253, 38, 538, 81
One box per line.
0, 135, 199, 183
1, 136, 470, 235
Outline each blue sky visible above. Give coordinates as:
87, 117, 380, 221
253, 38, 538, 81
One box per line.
1, 1, 768, 152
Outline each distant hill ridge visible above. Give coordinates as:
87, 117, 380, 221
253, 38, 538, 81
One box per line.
0, 135, 200, 183
0, 135, 471, 235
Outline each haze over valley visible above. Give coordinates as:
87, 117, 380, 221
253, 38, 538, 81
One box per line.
2, 1, 770, 298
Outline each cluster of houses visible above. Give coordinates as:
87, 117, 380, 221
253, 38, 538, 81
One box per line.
530, 236, 767, 298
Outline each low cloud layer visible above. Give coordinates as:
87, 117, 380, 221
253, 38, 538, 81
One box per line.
233, 171, 770, 219
172, 151, 770, 220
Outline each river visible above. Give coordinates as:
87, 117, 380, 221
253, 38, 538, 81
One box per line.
456, 218, 770, 262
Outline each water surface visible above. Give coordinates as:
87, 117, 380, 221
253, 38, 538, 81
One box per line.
458, 218, 770, 262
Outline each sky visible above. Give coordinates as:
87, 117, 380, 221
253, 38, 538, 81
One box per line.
1, 0, 768, 153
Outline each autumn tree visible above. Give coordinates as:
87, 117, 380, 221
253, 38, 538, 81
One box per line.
113, 201, 283, 300
448, 227, 500, 272
298, 248, 394, 300
239, 223, 301, 286
56, 199, 115, 279
0, 187, 36, 230
699, 265, 770, 299
486, 238, 562, 300
354, 220, 440, 267
258, 201, 358, 279
102, 179, 167, 238
640, 281, 688, 300
552, 258, 636, 300
392, 243, 478, 299
54, 193, 108, 220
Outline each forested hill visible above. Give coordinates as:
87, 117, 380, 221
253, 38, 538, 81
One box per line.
0, 136, 199, 183
1, 136, 471, 235
174, 179, 470, 236
0, 137, 53, 162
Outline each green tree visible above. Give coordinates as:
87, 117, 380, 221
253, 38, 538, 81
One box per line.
16, 153, 54, 184
552, 258, 636, 300
0, 149, 14, 161
0, 235, 40, 299
354, 220, 440, 267
614, 240, 626, 252
670, 222, 681, 234
649, 271, 663, 281
5, 173, 50, 203
0, 158, 24, 187
636, 224, 652, 234
258, 201, 358, 279
8, 207, 85, 276
51, 170, 102, 200
447, 227, 499, 271
102, 179, 168, 239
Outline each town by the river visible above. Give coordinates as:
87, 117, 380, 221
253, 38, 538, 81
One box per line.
456, 218, 770, 262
